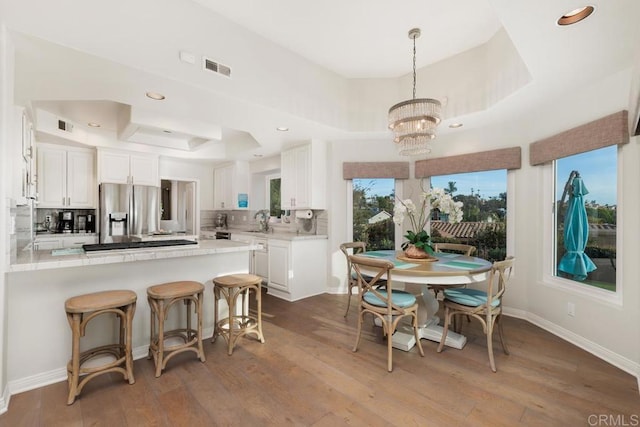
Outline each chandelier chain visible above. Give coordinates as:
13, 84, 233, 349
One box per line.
412, 34, 417, 100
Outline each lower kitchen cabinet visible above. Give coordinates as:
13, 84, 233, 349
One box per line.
267, 238, 327, 302
253, 238, 268, 281
230, 234, 269, 282
34, 235, 97, 250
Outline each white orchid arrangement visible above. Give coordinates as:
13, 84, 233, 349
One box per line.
393, 188, 464, 251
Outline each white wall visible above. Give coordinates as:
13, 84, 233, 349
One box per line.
0, 22, 13, 410
327, 68, 640, 376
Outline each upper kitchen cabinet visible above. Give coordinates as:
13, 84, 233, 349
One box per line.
97, 148, 159, 186
36, 144, 96, 208
213, 161, 249, 210
281, 141, 326, 210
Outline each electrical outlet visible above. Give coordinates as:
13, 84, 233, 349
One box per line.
45, 215, 52, 222
231, 215, 235, 221
242, 216, 246, 221
567, 302, 575, 317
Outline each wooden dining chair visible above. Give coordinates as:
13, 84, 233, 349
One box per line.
437, 256, 515, 372
340, 242, 386, 317
434, 243, 476, 257
349, 254, 424, 372
429, 243, 477, 298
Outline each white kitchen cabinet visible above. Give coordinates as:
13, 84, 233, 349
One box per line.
230, 233, 268, 282
280, 141, 326, 210
254, 238, 269, 281
36, 144, 95, 208
213, 161, 249, 209
97, 149, 159, 186
267, 238, 327, 301
33, 237, 62, 251
63, 235, 97, 248
34, 234, 97, 250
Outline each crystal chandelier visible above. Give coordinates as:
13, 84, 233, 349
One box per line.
388, 28, 441, 156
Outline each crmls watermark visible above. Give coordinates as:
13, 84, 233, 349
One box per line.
588, 414, 640, 426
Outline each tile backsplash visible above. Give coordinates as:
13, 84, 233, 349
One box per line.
201, 209, 327, 235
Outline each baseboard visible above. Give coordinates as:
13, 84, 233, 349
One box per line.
5, 332, 219, 402
0, 383, 9, 415
8, 367, 67, 397
503, 307, 640, 382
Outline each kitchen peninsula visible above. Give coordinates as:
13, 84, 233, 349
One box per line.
6, 239, 254, 392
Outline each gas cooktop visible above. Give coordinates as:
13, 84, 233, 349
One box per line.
82, 239, 198, 252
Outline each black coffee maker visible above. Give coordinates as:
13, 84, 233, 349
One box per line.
86, 214, 95, 233
58, 211, 74, 233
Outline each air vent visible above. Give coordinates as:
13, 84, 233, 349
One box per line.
57, 119, 73, 132
203, 57, 231, 78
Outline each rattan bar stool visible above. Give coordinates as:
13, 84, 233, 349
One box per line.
212, 273, 265, 355
64, 289, 137, 405
147, 281, 206, 377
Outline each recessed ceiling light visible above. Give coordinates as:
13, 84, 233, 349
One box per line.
449, 123, 463, 129
276, 127, 289, 132
557, 6, 594, 26
253, 154, 264, 158
146, 91, 166, 100
87, 122, 101, 128
163, 130, 172, 134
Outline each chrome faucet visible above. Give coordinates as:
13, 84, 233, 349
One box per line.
254, 210, 270, 232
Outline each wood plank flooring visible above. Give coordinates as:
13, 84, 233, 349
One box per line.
1, 291, 638, 426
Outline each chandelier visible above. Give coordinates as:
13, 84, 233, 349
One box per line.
388, 28, 441, 156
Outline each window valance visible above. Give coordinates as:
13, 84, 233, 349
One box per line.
529, 110, 629, 166
414, 147, 521, 178
342, 162, 410, 179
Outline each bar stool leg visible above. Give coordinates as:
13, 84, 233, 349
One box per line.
256, 286, 265, 343
227, 288, 236, 356
212, 287, 220, 343
154, 300, 166, 378
124, 302, 136, 384
196, 291, 206, 362
67, 313, 81, 405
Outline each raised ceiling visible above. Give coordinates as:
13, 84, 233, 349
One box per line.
6, 0, 640, 161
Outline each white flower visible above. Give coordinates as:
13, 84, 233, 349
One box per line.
393, 187, 464, 236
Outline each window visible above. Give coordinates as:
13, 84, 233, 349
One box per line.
352, 178, 396, 250
265, 174, 281, 218
553, 146, 617, 291
430, 170, 508, 262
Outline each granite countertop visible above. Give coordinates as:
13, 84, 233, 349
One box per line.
202, 227, 327, 241
9, 239, 257, 273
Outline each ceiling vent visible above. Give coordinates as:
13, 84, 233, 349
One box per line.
203, 57, 231, 78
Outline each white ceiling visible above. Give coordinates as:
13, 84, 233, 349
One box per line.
191, 0, 502, 78
7, 0, 640, 161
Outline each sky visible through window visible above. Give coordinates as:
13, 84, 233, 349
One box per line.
359, 148, 615, 206
555, 145, 616, 206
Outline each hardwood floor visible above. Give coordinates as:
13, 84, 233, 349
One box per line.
1, 291, 638, 426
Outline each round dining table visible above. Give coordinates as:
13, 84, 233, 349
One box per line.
355, 249, 492, 351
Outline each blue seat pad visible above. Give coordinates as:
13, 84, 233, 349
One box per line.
363, 290, 416, 308
443, 288, 500, 307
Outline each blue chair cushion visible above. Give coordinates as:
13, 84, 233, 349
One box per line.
443, 288, 500, 307
363, 290, 416, 308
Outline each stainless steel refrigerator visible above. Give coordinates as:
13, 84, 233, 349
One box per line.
99, 183, 160, 243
